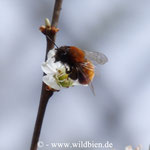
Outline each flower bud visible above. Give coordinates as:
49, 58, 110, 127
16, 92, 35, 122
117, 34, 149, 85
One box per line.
45, 18, 51, 28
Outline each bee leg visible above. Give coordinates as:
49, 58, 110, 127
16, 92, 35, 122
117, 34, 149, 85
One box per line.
68, 67, 78, 80
77, 69, 90, 85
77, 71, 86, 84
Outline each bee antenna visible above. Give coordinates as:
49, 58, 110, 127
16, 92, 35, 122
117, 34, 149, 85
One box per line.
46, 35, 59, 49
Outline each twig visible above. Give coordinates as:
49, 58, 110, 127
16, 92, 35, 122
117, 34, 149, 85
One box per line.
30, 1, 63, 150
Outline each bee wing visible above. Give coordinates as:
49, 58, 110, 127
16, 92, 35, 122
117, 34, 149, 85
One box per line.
84, 50, 108, 65
89, 82, 95, 96
79, 61, 95, 71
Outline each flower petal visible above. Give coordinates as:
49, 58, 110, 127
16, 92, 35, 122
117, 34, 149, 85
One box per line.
47, 49, 56, 58
43, 75, 61, 90
72, 80, 88, 86
72, 80, 81, 86
41, 62, 56, 74
47, 58, 62, 70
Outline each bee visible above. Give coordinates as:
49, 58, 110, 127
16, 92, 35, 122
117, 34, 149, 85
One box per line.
54, 46, 108, 85
46, 35, 108, 94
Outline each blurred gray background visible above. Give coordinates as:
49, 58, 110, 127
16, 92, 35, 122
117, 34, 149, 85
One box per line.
0, 0, 150, 150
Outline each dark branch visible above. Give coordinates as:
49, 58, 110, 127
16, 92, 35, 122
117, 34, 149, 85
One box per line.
30, 1, 63, 150
52, 0, 63, 27
46, 0, 63, 52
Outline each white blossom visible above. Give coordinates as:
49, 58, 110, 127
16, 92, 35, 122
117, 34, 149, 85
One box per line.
41, 49, 81, 90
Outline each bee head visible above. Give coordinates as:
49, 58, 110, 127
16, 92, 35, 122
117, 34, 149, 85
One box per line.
55, 46, 70, 63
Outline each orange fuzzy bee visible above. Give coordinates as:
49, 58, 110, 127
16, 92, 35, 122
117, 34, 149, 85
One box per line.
55, 46, 108, 85
40, 24, 108, 94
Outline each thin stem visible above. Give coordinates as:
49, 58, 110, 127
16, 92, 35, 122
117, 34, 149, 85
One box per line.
46, 0, 63, 53
30, 1, 63, 150
52, 0, 63, 27
30, 84, 53, 150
